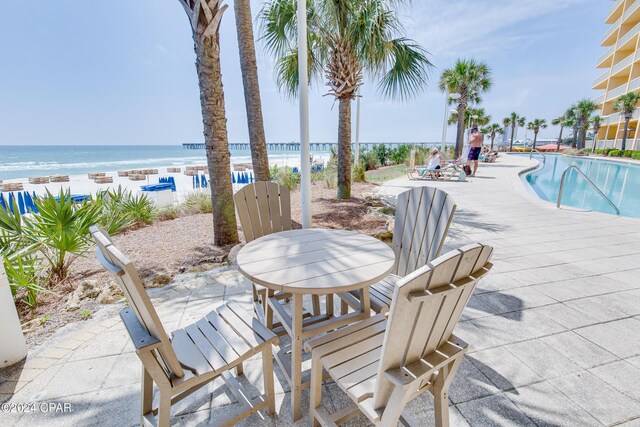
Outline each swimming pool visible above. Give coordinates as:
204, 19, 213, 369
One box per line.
517, 153, 640, 219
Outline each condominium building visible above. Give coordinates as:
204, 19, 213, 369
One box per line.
593, 0, 640, 150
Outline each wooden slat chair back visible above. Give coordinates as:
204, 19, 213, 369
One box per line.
234, 181, 292, 242
373, 244, 493, 412
91, 226, 185, 379
90, 226, 279, 426
307, 243, 493, 427
391, 186, 457, 277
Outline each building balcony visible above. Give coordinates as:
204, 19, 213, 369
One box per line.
607, 0, 625, 24
610, 52, 635, 76
603, 16, 622, 45
629, 76, 640, 92
594, 92, 606, 105
622, 0, 640, 25
593, 70, 610, 88
606, 82, 628, 101
617, 20, 640, 48
596, 45, 616, 68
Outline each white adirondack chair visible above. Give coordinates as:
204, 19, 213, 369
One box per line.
307, 243, 493, 427
234, 182, 320, 327
90, 226, 279, 427
341, 186, 456, 314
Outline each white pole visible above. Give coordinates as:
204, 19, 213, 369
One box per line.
355, 87, 361, 166
441, 92, 449, 153
297, 0, 311, 228
0, 262, 28, 367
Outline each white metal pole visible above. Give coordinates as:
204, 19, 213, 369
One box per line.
441, 92, 449, 153
297, 0, 311, 228
0, 262, 27, 367
355, 88, 361, 166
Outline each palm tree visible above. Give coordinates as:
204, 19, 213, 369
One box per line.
552, 114, 567, 152
178, 0, 238, 245
261, 0, 432, 199
574, 98, 598, 150
439, 59, 492, 157
233, 0, 270, 181
448, 107, 490, 128
517, 116, 526, 144
484, 123, 503, 150
504, 112, 522, 152
527, 119, 548, 150
564, 106, 579, 148
613, 92, 640, 150
591, 115, 602, 153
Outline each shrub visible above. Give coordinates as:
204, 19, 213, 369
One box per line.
121, 192, 156, 226
389, 145, 411, 165
623, 150, 634, 158
609, 149, 622, 157
324, 168, 338, 189
273, 166, 300, 191
94, 187, 133, 235
372, 144, 390, 166
353, 163, 366, 182
2, 247, 45, 307
361, 150, 378, 171
632, 151, 640, 160
156, 205, 182, 221
183, 193, 212, 214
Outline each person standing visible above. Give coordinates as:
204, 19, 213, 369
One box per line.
468, 127, 483, 176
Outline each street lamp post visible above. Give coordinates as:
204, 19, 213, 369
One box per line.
297, 0, 311, 228
441, 92, 460, 152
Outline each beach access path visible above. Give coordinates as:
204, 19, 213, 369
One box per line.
1, 154, 640, 426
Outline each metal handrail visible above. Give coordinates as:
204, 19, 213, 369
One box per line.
529, 149, 546, 164
557, 165, 620, 215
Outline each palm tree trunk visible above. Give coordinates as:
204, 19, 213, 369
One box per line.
509, 124, 516, 152
579, 126, 587, 150
556, 125, 563, 152
532, 131, 538, 150
490, 135, 495, 150
572, 127, 577, 148
622, 118, 630, 151
337, 98, 352, 199
233, 0, 270, 181
455, 103, 466, 157
194, 27, 239, 246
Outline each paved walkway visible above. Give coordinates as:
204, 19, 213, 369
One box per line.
1, 155, 640, 426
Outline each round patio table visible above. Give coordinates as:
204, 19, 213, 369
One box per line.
236, 228, 395, 421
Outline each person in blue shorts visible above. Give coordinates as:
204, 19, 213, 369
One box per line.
468, 127, 483, 176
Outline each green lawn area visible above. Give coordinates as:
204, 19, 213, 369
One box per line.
365, 164, 407, 183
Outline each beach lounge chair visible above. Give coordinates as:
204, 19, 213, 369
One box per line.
407, 162, 461, 181
234, 182, 321, 328
90, 226, 279, 427
340, 187, 456, 314
307, 243, 493, 427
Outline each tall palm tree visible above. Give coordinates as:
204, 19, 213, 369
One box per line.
564, 106, 579, 148
517, 116, 526, 144
527, 119, 547, 150
591, 115, 602, 153
233, 0, 270, 181
439, 59, 492, 157
484, 123, 503, 150
552, 114, 566, 152
448, 107, 490, 128
178, 0, 238, 245
504, 112, 522, 152
613, 92, 640, 150
574, 98, 598, 150
261, 0, 432, 199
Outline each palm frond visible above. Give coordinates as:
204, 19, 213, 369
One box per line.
377, 38, 432, 101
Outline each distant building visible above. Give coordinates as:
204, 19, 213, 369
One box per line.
501, 125, 513, 146
593, 0, 640, 150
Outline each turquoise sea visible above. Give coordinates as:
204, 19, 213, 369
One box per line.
0, 145, 326, 181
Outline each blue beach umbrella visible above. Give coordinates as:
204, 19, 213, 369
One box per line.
249, 172, 254, 183
243, 172, 249, 184
8, 193, 15, 214
232, 172, 236, 184
192, 175, 196, 189
18, 193, 26, 215
201, 175, 208, 188
0, 194, 6, 211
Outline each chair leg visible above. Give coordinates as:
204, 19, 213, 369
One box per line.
312, 295, 321, 316
340, 300, 348, 315
309, 354, 324, 427
157, 386, 172, 427
265, 288, 274, 330
433, 357, 463, 427
141, 367, 153, 420
235, 362, 244, 376
262, 346, 276, 415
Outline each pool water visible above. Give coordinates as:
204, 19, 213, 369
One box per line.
518, 154, 640, 219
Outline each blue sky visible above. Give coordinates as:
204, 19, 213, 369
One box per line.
0, 0, 609, 146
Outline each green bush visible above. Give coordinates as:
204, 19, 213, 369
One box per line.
361, 150, 378, 171
324, 167, 338, 189
156, 205, 182, 221
353, 163, 366, 182
609, 149, 622, 157
623, 150, 634, 158
183, 193, 212, 214
389, 145, 411, 165
372, 144, 390, 166
632, 151, 640, 160
273, 166, 300, 191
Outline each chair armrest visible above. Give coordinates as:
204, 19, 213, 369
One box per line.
119, 308, 162, 351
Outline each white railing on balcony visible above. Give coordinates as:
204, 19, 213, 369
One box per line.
623, 0, 640, 23
594, 93, 606, 104
607, 83, 628, 100
611, 52, 635, 75
597, 45, 616, 65
629, 77, 640, 92
609, 0, 624, 19
618, 20, 640, 46
593, 70, 610, 87
604, 16, 622, 42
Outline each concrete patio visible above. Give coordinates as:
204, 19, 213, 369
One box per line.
1, 154, 640, 426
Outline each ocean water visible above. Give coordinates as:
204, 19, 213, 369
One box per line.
0, 145, 328, 181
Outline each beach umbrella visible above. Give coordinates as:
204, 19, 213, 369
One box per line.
243, 172, 248, 184
24, 192, 33, 213
17, 193, 25, 215
201, 175, 208, 188
8, 193, 15, 214
249, 172, 254, 183
0, 194, 6, 211
232, 172, 236, 184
